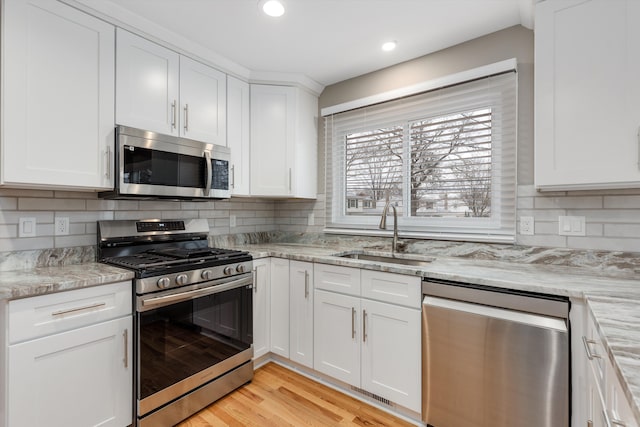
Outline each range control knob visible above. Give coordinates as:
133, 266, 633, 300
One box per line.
223, 266, 234, 276
175, 274, 188, 286
201, 270, 213, 280
236, 264, 245, 273
157, 277, 171, 289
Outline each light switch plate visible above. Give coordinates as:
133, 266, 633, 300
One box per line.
19, 217, 37, 238
558, 216, 586, 236
520, 216, 534, 235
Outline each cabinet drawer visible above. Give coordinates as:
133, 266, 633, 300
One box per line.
361, 270, 421, 308
314, 263, 360, 296
9, 281, 132, 344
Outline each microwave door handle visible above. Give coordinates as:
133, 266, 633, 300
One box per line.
203, 151, 212, 195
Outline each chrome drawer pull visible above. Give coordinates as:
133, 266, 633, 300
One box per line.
51, 302, 106, 317
351, 307, 356, 339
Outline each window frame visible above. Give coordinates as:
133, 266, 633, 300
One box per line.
323, 65, 517, 243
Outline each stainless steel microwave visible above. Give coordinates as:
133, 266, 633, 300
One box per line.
100, 126, 230, 200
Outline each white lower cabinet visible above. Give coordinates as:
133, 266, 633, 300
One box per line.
289, 260, 314, 368
270, 258, 290, 357
252, 258, 271, 359
4, 282, 132, 427
313, 263, 421, 413
314, 289, 361, 385
579, 303, 639, 427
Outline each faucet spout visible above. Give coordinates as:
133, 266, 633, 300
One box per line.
379, 201, 398, 253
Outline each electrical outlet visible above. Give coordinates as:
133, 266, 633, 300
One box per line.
55, 217, 69, 236
520, 216, 534, 235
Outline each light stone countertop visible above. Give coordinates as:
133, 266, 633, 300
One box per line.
0, 239, 638, 423
0, 262, 134, 300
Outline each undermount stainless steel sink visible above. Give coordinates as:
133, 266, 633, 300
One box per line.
335, 251, 434, 267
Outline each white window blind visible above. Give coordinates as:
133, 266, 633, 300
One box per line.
325, 71, 517, 242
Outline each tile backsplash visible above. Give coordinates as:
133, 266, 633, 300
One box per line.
516, 185, 640, 252
1, 186, 639, 254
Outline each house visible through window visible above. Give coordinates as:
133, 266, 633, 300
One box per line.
324, 70, 517, 242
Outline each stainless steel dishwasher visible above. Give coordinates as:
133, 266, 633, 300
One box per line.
422, 279, 569, 427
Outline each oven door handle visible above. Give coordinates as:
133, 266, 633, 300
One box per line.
140, 275, 252, 311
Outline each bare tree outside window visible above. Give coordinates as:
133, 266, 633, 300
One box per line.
344, 108, 492, 218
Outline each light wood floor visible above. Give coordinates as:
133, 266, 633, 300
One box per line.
177, 362, 416, 427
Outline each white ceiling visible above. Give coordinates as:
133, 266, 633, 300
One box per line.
79, 0, 534, 88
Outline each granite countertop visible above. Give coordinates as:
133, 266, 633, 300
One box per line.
0, 262, 134, 300
0, 237, 638, 422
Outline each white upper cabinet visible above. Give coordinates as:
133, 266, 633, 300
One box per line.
227, 76, 251, 196
1, 0, 115, 190
116, 29, 226, 145
115, 28, 179, 136
535, 0, 640, 190
250, 84, 318, 198
179, 56, 226, 144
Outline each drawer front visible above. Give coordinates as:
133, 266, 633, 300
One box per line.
314, 263, 360, 296
361, 270, 421, 308
9, 281, 132, 344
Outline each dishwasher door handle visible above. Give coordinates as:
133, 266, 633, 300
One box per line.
422, 295, 567, 332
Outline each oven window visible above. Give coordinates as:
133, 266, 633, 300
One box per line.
137, 285, 252, 400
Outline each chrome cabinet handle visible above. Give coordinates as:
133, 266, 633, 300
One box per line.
582, 336, 601, 360
362, 309, 367, 342
184, 104, 189, 131
51, 302, 106, 317
252, 267, 258, 293
231, 164, 235, 189
351, 307, 356, 339
304, 270, 309, 299
171, 100, 177, 129
123, 328, 128, 368
105, 145, 111, 180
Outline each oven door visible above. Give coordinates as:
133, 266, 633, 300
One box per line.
116, 125, 230, 199
135, 273, 253, 418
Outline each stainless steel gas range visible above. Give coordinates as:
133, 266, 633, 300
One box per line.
98, 219, 253, 427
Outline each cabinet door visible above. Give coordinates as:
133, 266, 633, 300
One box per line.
313, 289, 360, 387
270, 258, 290, 357
116, 28, 179, 136
8, 316, 132, 427
289, 260, 313, 368
292, 89, 318, 199
180, 56, 226, 144
605, 361, 639, 427
3, 0, 115, 189
227, 76, 251, 195
252, 258, 271, 359
250, 84, 296, 196
361, 299, 421, 412
535, 0, 640, 190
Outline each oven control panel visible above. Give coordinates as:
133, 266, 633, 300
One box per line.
138, 260, 254, 294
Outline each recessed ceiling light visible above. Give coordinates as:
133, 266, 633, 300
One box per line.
259, 0, 285, 17
381, 41, 397, 52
